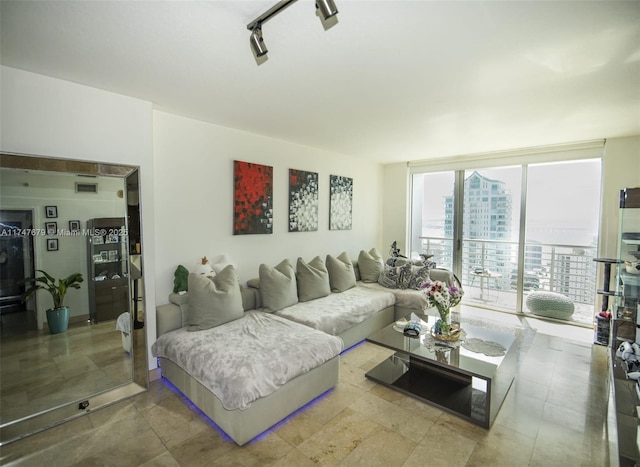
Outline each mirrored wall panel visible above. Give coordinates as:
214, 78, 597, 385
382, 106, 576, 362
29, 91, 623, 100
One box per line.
0, 153, 148, 445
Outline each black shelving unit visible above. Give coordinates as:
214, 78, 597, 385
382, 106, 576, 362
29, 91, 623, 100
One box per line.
593, 258, 621, 345
86, 217, 129, 323
609, 187, 640, 465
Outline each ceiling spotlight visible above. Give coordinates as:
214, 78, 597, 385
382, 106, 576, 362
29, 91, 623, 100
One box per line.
247, 0, 338, 62
249, 24, 268, 58
316, 0, 338, 20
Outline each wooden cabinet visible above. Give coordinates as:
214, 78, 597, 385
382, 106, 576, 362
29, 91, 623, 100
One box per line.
86, 217, 129, 323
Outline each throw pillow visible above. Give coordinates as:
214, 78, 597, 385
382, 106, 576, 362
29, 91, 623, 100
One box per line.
186, 267, 243, 331
396, 262, 413, 289
358, 248, 384, 283
259, 259, 298, 311
407, 265, 431, 290
378, 264, 399, 289
352, 260, 361, 281
296, 256, 331, 302
326, 252, 356, 292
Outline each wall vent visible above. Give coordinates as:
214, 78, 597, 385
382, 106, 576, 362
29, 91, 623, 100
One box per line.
75, 182, 98, 194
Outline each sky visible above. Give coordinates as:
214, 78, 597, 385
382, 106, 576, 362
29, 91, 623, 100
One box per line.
417, 158, 601, 246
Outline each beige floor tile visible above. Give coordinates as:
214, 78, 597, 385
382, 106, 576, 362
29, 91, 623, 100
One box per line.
138, 451, 181, 467
167, 428, 236, 467
141, 394, 210, 449
208, 431, 293, 466
68, 428, 166, 467
339, 360, 378, 391
300, 382, 367, 426
434, 413, 490, 445
297, 407, 381, 465
403, 423, 477, 467
87, 399, 139, 428
465, 424, 536, 466
340, 426, 414, 466
273, 407, 327, 446
348, 392, 435, 443
269, 447, 320, 467
131, 379, 178, 410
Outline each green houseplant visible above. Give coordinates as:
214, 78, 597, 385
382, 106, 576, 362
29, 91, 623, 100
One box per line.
21, 270, 84, 334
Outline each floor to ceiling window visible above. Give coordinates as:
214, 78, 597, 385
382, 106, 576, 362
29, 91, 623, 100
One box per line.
409, 142, 604, 326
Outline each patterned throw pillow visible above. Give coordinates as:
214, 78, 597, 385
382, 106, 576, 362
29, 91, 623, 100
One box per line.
407, 265, 430, 290
396, 263, 413, 289
378, 263, 431, 290
378, 265, 399, 289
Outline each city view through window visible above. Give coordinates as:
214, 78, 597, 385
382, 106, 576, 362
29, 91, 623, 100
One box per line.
411, 159, 602, 326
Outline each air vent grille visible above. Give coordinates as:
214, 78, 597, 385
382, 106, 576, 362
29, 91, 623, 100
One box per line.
75, 183, 98, 194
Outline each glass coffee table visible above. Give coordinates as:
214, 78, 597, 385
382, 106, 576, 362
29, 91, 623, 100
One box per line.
365, 312, 534, 428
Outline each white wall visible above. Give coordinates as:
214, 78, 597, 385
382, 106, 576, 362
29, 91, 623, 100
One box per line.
152, 111, 383, 302
600, 136, 640, 258
0, 66, 157, 367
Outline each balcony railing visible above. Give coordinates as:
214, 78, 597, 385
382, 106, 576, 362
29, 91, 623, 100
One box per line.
418, 236, 598, 325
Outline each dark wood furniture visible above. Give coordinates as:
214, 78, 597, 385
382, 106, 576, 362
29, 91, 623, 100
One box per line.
87, 217, 129, 323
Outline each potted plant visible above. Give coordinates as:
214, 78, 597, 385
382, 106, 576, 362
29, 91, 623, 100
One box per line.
21, 270, 84, 334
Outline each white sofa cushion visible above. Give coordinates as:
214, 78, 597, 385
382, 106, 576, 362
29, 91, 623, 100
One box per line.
326, 252, 357, 292
296, 256, 331, 302
187, 267, 243, 331
259, 259, 298, 312
358, 248, 384, 283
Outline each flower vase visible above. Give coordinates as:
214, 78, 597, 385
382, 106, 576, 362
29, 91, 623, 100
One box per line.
439, 309, 451, 334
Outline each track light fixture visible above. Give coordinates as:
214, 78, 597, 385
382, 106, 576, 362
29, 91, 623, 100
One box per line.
316, 0, 338, 20
249, 24, 268, 58
247, 0, 338, 62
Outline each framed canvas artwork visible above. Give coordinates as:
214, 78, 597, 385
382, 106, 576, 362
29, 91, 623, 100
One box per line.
329, 175, 353, 230
288, 169, 318, 232
233, 160, 273, 235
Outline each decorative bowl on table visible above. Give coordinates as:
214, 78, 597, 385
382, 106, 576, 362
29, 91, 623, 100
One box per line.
430, 324, 462, 342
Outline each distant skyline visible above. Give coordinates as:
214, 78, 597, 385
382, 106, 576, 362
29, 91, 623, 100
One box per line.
418, 158, 601, 247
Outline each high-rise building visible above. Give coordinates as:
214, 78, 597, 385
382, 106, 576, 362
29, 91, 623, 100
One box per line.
445, 171, 513, 289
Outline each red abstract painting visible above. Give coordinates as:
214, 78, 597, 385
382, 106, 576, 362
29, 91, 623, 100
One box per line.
233, 161, 273, 235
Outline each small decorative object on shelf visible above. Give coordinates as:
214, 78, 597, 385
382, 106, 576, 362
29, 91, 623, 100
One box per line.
420, 279, 464, 338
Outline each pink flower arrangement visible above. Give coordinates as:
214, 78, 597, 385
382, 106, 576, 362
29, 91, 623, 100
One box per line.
420, 280, 464, 326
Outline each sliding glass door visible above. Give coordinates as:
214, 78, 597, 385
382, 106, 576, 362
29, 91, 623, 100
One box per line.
523, 159, 601, 324
461, 166, 522, 310
410, 150, 602, 326
410, 171, 456, 270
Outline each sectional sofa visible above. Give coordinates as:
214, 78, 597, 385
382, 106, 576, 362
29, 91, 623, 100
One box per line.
152, 249, 455, 445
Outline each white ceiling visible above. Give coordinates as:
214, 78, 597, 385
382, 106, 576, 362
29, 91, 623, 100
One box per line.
1, 1, 639, 164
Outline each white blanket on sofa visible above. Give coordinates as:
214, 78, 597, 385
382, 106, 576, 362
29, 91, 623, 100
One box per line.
151, 310, 343, 410
273, 283, 395, 335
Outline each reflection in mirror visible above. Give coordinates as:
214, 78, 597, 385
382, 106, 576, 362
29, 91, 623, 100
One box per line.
0, 153, 147, 445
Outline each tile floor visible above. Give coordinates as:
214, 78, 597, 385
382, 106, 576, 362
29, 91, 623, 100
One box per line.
0, 307, 617, 466
0, 312, 131, 426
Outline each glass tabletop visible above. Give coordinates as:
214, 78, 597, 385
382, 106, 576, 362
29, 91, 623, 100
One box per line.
366, 312, 527, 380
